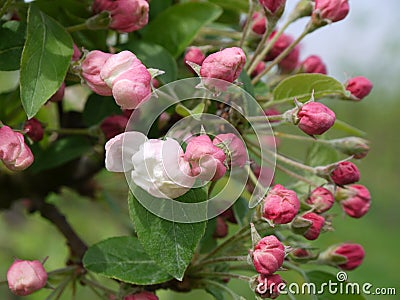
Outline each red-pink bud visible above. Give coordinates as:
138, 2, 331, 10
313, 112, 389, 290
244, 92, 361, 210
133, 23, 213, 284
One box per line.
313, 0, 349, 23
200, 47, 246, 91
220, 207, 237, 224
264, 32, 293, 61
213, 216, 228, 238
81, 50, 113, 96
263, 184, 300, 224
297, 102, 336, 135
100, 51, 152, 109
0, 126, 34, 171
300, 55, 327, 74
72, 44, 81, 61
255, 273, 284, 299
93, 0, 149, 33
100, 115, 129, 140
259, 0, 286, 15
301, 212, 325, 240
251, 12, 266, 35
278, 44, 300, 72
124, 291, 159, 300
345, 76, 373, 100
213, 133, 247, 167
184, 135, 227, 181
251, 61, 266, 78
332, 243, 365, 270
49, 82, 65, 102
252, 235, 285, 275
339, 184, 371, 218
331, 161, 360, 185
306, 187, 334, 213
7, 259, 48, 296
184, 47, 205, 71
24, 118, 44, 142
292, 248, 310, 258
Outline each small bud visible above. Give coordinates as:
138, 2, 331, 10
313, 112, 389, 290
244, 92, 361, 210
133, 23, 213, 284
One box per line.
49, 82, 66, 102
220, 207, 237, 224
279, 45, 300, 72
292, 248, 310, 258
200, 47, 246, 91
93, 0, 149, 33
336, 184, 371, 218
7, 259, 48, 296
332, 243, 365, 270
297, 102, 336, 135
23, 118, 44, 142
124, 291, 159, 300
81, 50, 113, 96
306, 186, 335, 213
293, 212, 325, 240
213, 133, 247, 167
264, 32, 294, 61
255, 273, 284, 299
184, 47, 205, 72
330, 137, 369, 159
259, 0, 286, 17
263, 184, 300, 224
72, 44, 82, 61
213, 217, 228, 238
312, 0, 350, 25
251, 61, 266, 78
100, 115, 129, 140
331, 161, 360, 185
252, 235, 285, 275
345, 76, 373, 100
251, 12, 267, 35
300, 55, 327, 74
184, 135, 227, 181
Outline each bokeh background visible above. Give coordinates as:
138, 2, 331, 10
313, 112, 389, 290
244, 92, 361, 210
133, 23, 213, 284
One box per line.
1, 0, 399, 299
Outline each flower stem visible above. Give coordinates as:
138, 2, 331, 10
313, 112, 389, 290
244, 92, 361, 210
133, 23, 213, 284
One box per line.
45, 128, 98, 137
194, 271, 251, 282
200, 279, 244, 300
66, 23, 89, 33
190, 256, 248, 271
239, 0, 256, 48
199, 27, 243, 40
246, 115, 284, 122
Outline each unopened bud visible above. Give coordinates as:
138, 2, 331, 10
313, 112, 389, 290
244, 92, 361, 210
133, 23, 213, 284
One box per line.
24, 118, 44, 142
300, 55, 327, 74
297, 102, 336, 136
320, 243, 365, 270
306, 186, 334, 213
292, 212, 325, 240
331, 161, 360, 186
251, 235, 285, 275
329, 137, 370, 159
345, 76, 373, 100
336, 184, 371, 218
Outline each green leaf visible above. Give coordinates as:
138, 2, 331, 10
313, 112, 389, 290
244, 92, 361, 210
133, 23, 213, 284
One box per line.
306, 271, 366, 300
232, 196, 250, 227
20, 5, 73, 119
142, 2, 222, 57
332, 119, 366, 137
305, 141, 339, 167
29, 136, 92, 173
273, 74, 346, 103
238, 71, 254, 97
83, 236, 173, 285
199, 218, 217, 254
82, 94, 121, 126
121, 41, 177, 83
209, 0, 248, 12
128, 188, 207, 280
0, 21, 26, 71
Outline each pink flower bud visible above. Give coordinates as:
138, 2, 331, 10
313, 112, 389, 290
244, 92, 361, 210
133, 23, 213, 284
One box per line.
124, 291, 159, 300
301, 212, 325, 240
7, 259, 48, 296
81, 50, 113, 96
251, 12, 266, 35
220, 207, 237, 224
100, 51, 152, 109
255, 273, 284, 299
100, 115, 129, 140
306, 187, 334, 213
93, 0, 149, 33
264, 32, 293, 61
339, 184, 371, 218
331, 161, 360, 185
332, 243, 365, 270
200, 47, 246, 91
24, 118, 44, 142
313, 0, 350, 23
259, 0, 286, 15
184, 135, 227, 181
0, 126, 34, 171
213, 217, 228, 238
278, 44, 300, 72
292, 248, 310, 258
49, 82, 65, 102
213, 133, 247, 167
297, 102, 336, 135
252, 235, 285, 275
251, 61, 266, 78
345, 76, 373, 100
264, 108, 280, 123
300, 55, 327, 74
72, 44, 81, 61
331, 137, 369, 159
263, 184, 300, 224
184, 47, 205, 71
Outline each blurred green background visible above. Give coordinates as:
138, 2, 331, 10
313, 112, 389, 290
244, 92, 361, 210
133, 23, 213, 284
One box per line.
1, 1, 400, 299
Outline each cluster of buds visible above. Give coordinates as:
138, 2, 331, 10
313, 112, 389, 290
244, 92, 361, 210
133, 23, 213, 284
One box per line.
0, 125, 34, 171
81, 50, 152, 110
